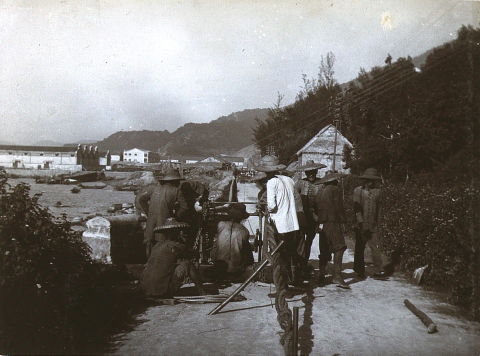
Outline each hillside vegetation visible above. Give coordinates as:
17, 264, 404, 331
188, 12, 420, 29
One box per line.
253, 25, 480, 318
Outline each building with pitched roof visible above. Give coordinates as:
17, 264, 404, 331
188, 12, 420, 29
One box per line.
295, 124, 353, 173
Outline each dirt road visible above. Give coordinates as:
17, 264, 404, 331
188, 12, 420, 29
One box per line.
7, 178, 479, 355
108, 182, 480, 356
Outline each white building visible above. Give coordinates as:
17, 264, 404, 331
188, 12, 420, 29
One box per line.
0, 145, 81, 171
123, 148, 149, 163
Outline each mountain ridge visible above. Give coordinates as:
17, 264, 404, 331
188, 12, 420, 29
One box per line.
94, 108, 269, 156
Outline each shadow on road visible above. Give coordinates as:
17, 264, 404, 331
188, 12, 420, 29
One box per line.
298, 285, 315, 356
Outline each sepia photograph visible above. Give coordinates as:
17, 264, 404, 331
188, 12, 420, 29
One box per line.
0, 1, 479, 355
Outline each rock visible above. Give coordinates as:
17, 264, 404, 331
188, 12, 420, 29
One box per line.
115, 171, 156, 191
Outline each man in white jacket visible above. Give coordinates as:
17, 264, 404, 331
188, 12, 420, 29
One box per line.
255, 155, 301, 284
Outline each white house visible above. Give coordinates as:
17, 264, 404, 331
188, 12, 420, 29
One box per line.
296, 124, 353, 173
123, 148, 149, 163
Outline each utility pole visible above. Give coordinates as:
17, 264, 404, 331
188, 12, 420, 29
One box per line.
332, 119, 338, 172
330, 92, 342, 172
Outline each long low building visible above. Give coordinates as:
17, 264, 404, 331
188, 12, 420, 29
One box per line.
0, 144, 111, 172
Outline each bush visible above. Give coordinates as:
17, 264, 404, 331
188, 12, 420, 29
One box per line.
0, 175, 132, 354
382, 180, 480, 319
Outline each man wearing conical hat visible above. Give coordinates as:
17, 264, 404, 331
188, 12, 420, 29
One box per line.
353, 168, 388, 279
314, 171, 350, 288
140, 218, 206, 298
294, 160, 327, 266
136, 168, 189, 258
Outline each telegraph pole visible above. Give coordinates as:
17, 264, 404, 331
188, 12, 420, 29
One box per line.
330, 93, 342, 172
332, 118, 338, 172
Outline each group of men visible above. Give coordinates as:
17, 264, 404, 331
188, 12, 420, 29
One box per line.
135, 168, 254, 299
135, 157, 387, 299
253, 155, 387, 290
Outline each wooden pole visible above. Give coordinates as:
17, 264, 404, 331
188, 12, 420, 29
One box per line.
208, 240, 284, 316
404, 299, 437, 333
332, 119, 338, 172
293, 306, 299, 355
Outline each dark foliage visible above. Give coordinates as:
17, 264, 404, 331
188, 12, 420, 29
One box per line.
382, 178, 479, 318
253, 52, 342, 163
253, 25, 480, 318
0, 177, 141, 354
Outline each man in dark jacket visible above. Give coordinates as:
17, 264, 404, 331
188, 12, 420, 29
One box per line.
139, 218, 206, 298
314, 171, 350, 289
353, 168, 387, 279
294, 160, 327, 266
135, 168, 188, 258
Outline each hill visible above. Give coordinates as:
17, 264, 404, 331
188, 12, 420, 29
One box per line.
95, 130, 171, 153
94, 108, 268, 156
32, 140, 64, 147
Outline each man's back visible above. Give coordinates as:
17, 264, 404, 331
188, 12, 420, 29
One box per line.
212, 220, 253, 273
267, 175, 299, 233
315, 184, 347, 222
138, 183, 187, 241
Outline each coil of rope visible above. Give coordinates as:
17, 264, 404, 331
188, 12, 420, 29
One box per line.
264, 220, 294, 356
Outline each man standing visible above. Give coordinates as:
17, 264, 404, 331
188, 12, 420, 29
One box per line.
135, 168, 188, 258
294, 160, 327, 266
179, 179, 210, 247
353, 168, 387, 279
204, 203, 254, 281
255, 155, 300, 284
315, 171, 350, 288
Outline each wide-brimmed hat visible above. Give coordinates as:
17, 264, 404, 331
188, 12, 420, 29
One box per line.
254, 155, 286, 172
252, 172, 268, 182
319, 172, 348, 184
295, 160, 327, 172
359, 168, 382, 180
153, 217, 189, 232
279, 169, 294, 177
227, 203, 250, 220
160, 168, 184, 181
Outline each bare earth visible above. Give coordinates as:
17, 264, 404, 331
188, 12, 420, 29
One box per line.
9, 178, 480, 356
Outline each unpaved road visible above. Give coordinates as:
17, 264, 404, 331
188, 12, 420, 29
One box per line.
9, 178, 480, 355
109, 183, 480, 356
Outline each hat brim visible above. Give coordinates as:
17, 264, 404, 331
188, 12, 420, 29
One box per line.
358, 175, 382, 180
319, 173, 348, 183
254, 164, 287, 172
295, 163, 327, 172
227, 211, 250, 219
252, 172, 267, 181
160, 176, 185, 181
154, 223, 189, 232
279, 170, 294, 177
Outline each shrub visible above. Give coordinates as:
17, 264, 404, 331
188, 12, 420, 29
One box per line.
0, 175, 129, 354
382, 180, 480, 319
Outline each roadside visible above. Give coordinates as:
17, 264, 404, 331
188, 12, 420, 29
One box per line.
106, 234, 480, 356
106, 183, 480, 356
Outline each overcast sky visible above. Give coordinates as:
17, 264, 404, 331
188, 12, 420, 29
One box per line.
0, 0, 478, 145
